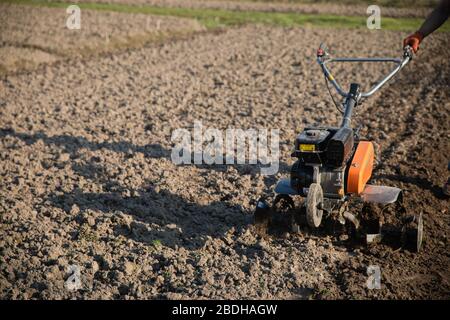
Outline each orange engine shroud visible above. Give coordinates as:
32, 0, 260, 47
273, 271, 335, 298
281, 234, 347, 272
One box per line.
347, 141, 374, 195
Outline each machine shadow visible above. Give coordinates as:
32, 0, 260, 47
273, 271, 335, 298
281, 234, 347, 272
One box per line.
0, 128, 170, 159
1, 128, 257, 251
48, 185, 250, 251
0, 128, 290, 178
2, 128, 312, 256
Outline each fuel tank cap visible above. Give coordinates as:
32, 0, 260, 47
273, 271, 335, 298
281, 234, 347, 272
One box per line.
306, 130, 323, 137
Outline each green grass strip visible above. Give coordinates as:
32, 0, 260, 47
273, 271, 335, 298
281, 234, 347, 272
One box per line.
2, 0, 449, 32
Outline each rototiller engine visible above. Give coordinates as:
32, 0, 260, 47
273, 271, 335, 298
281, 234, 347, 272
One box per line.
254, 44, 423, 252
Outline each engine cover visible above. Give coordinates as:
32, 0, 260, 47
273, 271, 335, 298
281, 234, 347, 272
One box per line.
292, 128, 334, 164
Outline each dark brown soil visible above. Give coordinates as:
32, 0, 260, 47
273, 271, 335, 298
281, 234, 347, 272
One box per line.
0, 7, 449, 299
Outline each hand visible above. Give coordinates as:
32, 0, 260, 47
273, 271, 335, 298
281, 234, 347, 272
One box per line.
403, 31, 424, 53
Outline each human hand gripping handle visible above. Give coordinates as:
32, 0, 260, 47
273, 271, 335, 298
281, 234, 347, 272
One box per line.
403, 31, 424, 53
403, 0, 450, 54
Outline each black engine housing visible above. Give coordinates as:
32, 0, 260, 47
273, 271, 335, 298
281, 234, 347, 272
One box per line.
326, 127, 354, 167
289, 126, 355, 197
291, 126, 354, 167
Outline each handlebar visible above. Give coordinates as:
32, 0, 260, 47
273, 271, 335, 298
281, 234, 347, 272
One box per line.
317, 43, 413, 99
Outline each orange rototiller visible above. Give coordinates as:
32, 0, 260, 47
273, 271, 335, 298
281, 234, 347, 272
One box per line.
254, 44, 423, 252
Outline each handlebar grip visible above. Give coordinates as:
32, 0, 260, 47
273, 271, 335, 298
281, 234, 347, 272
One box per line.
317, 42, 328, 57
403, 45, 414, 60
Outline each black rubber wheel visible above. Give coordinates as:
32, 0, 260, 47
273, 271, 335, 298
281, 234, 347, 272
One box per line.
306, 183, 324, 228
401, 211, 424, 253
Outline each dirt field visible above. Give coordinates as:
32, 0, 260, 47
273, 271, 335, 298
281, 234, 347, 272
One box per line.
0, 3, 203, 75
0, 3, 449, 300
76, 0, 432, 18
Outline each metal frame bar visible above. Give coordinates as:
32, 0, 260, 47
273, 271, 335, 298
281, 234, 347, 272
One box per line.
317, 47, 412, 99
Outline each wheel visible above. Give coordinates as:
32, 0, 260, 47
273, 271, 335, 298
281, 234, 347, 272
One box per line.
401, 211, 424, 253
306, 183, 323, 228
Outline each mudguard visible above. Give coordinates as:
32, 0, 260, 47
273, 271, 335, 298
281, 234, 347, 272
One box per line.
347, 141, 374, 194
360, 184, 402, 204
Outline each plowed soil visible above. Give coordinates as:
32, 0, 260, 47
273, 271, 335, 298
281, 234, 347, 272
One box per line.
77, 0, 432, 18
0, 3, 203, 74
0, 4, 449, 300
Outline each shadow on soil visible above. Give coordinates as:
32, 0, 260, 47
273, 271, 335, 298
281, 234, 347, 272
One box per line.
2, 128, 415, 252
1, 128, 285, 252
0, 128, 170, 158
373, 173, 447, 200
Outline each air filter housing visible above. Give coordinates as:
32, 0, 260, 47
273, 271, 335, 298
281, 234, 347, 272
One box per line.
326, 127, 354, 167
